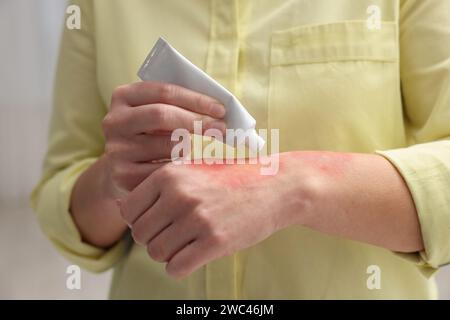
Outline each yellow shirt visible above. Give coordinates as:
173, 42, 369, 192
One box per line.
31, 0, 450, 299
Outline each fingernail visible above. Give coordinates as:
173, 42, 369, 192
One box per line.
210, 103, 226, 118
115, 199, 122, 208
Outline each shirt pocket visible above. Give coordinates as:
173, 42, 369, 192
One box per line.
268, 21, 403, 152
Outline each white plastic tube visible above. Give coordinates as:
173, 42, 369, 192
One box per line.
138, 37, 265, 151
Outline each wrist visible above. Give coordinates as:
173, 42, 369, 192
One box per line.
274, 152, 329, 229
98, 153, 125, 201
70, 154, 128, 248
280, 151, 358, 231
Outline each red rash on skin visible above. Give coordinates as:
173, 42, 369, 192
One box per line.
185, 151, 352, 188
187, 161, 271, 188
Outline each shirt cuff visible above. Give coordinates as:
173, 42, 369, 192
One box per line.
376, 140, 450, 272
30, 158, 130, 273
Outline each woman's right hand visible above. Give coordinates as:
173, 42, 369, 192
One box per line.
101, 81, 226, 196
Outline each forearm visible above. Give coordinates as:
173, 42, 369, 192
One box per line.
70, 155, 128, 248
285, 151, 424, 253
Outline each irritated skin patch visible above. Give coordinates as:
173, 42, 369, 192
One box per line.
183, 151, 353, 187
186, 161, 273, 188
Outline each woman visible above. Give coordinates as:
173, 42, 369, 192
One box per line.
32, 0, 450, 299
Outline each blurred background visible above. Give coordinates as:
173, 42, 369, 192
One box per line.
0, 0, 448, 299
0, 0, 111, 299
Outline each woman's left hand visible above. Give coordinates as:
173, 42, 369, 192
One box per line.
119, 150, 424, 278
119, 156, 311, 278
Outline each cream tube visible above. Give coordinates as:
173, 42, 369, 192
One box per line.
138, 37, 265, 151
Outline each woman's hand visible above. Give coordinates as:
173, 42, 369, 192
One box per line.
119, 151, 423, 278
70, 81, 226, 248
101, 81, 226, 197
119, 155, 314, 278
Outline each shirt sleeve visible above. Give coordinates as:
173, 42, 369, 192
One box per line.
30, 0, 130, 273
376, 0, 450, 269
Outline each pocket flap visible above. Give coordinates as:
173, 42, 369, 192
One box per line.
271, 21, 398, 66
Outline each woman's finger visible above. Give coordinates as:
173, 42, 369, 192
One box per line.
118, 103, 226, 136
112, 82, 226, 118
165, 238, 221, 279
129, 196, 174, 245
145, 218, 197, 262
110, 134, 188, 162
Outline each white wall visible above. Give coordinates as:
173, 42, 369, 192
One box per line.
0, 0, 111, 299
0, 0, 448, 299
0, 0, 67, 204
